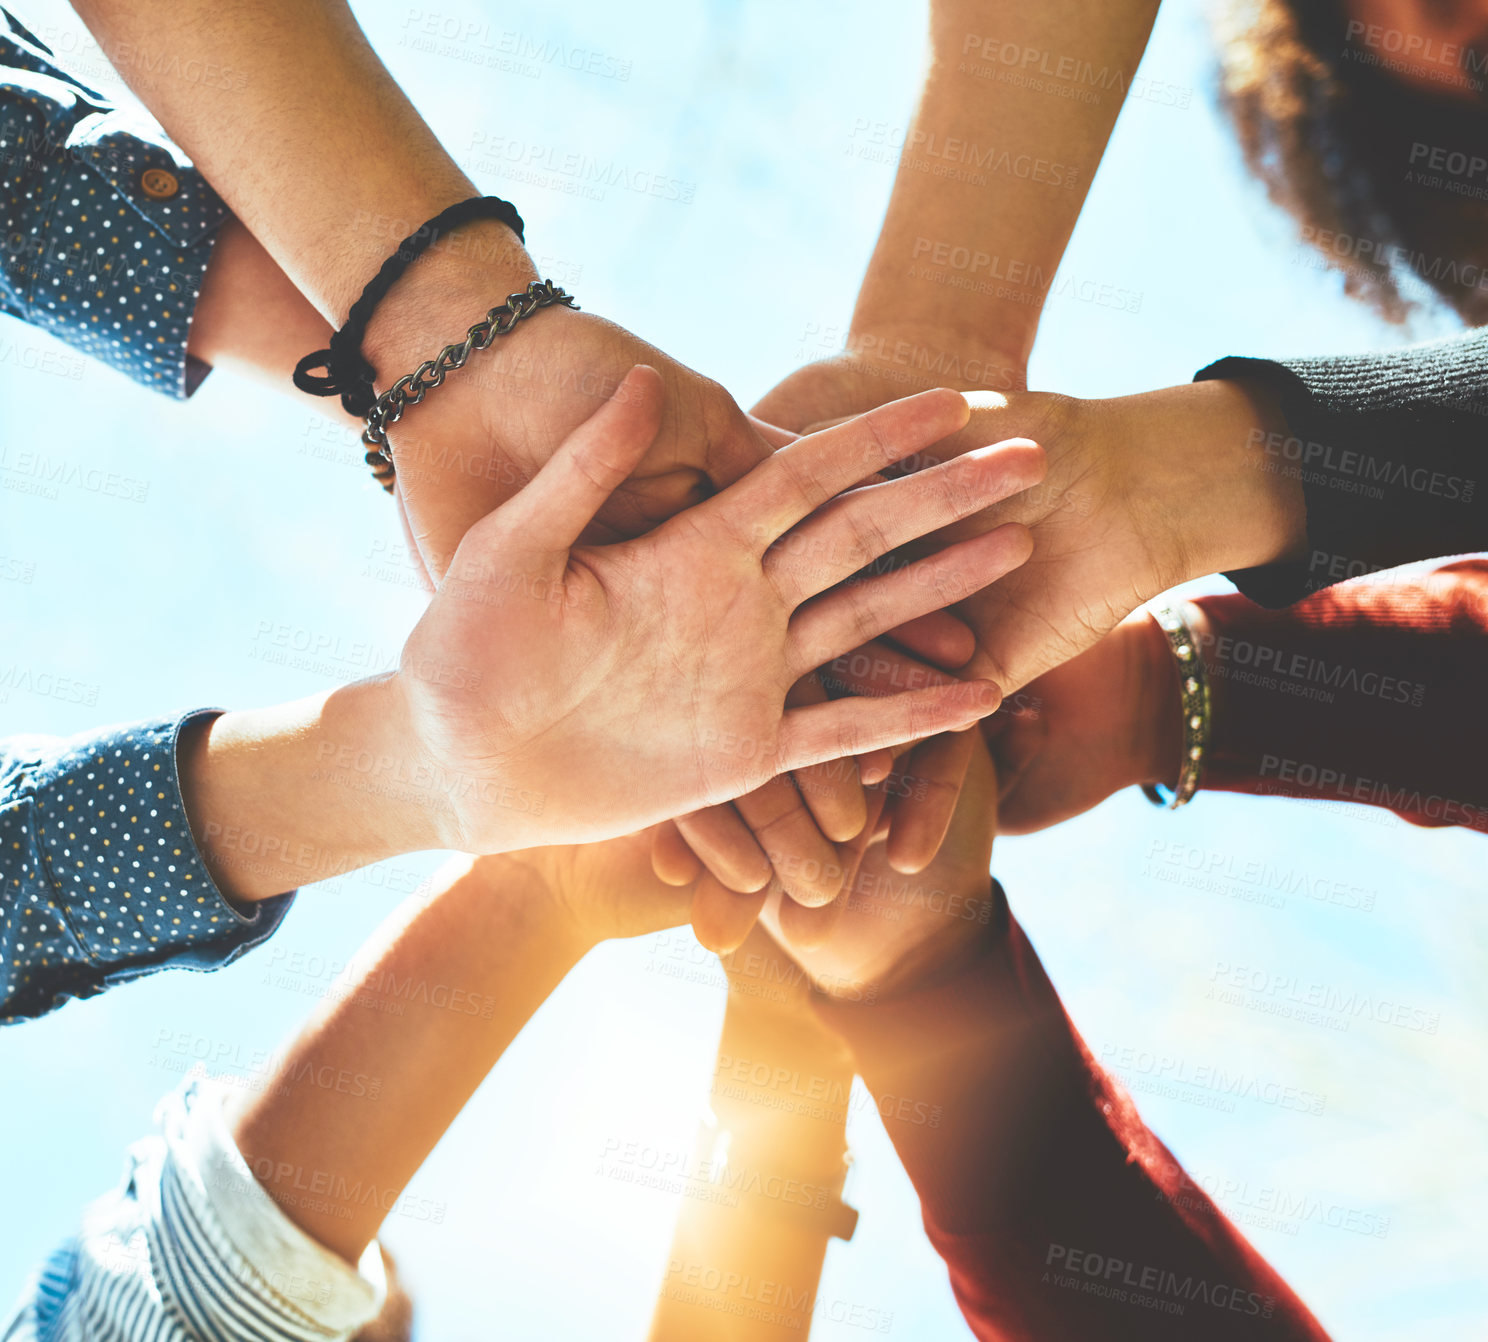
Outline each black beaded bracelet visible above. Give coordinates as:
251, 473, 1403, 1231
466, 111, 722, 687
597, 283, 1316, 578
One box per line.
292, 195, 526, 419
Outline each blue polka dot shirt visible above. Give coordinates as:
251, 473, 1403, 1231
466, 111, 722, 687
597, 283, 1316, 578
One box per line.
0, 10, 230, 398
0, 712, 293, 1023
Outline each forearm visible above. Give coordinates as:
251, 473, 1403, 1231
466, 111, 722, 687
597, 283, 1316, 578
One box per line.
1109, 376, 1304, 579
177, 676, 446, 903
71, 0, 534, 356
850, 0, 1159, 381
653, 951, 854, 1339
187, 217, 357, 428
1189, 558, 1488, 832
816, 906, 1329, 1341
228, 854, 587, 1263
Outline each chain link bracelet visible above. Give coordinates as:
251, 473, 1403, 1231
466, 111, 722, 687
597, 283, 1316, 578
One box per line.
360, 278, 579, 491
1141, 601, 1212, 810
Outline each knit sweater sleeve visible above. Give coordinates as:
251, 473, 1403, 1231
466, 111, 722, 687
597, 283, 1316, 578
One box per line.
1195, 326, 1488, 608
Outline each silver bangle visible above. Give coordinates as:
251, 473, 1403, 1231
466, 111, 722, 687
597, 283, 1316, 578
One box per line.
1141, 602, 1211, 810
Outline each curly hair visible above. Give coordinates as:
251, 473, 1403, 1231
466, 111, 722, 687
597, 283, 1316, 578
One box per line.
1213, 0, 1488, 323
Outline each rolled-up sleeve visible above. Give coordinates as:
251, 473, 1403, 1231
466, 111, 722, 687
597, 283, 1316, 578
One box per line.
0, 712, 293, 1023
1, 1081, 386, 1342
0, 13, 230, 398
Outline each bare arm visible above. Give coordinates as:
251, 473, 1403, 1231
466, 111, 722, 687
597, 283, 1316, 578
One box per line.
68, 0, 773, 588
187, 217, 359, 431
853, 0, 1160, 383
229, 838, 691, 1263
69, 0, 529, 335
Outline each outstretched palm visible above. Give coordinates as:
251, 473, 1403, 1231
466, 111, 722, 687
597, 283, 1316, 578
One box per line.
398, 369, 1043, 853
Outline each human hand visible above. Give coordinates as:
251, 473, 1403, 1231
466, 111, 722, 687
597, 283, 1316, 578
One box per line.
391, 370, 1042, 853
757, 357, 1303, 695
361, 246, 779, 575
374, 282, 928, 888
988, 608, 1183, 835
760, 728, 1003, 1003
888, 381, 1304, 693
704, 349, 1015, 899
649, 347, 1023, 927
468, 827, 700, 954
752, 335, 1026, 439
650, 348, 1021, 911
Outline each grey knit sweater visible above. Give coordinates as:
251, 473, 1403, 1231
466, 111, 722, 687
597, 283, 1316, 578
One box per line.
1196, 325, 1487, 607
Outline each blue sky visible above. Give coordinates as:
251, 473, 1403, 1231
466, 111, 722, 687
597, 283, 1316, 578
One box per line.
1, 1, 1483, 1338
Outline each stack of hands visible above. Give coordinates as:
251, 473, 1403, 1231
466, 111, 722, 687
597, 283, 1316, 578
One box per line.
9, 4, 1484, 1336
59, 0, 1304, 1001
203, 250, 1304, 1006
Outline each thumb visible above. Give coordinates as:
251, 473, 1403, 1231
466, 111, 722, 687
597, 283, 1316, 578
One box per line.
482, 364, 665, 567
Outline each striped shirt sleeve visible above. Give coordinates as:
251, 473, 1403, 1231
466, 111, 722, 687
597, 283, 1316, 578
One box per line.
2, 1080, 386, 1342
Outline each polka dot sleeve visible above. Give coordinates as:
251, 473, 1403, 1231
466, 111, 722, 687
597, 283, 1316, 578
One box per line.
0, 711, 293, 1023
0, 16, 231, 400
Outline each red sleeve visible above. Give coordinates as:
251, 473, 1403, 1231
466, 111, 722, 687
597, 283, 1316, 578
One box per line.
815, 895, 1330, 1342
1193, 557, 1488, 833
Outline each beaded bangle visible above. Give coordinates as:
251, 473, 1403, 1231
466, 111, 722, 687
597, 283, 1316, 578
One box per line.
1141, 602, 1212, 810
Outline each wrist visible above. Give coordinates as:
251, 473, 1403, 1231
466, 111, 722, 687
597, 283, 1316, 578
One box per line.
358, 216, 538, 382
451, 853, 596, 968
839, 318, 1029, 397
346, 672, 458, 852
1111, 380, 1305, 585
178, 676, 443, 903
858, 881, 1003, 1001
